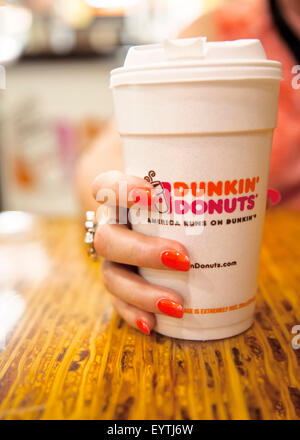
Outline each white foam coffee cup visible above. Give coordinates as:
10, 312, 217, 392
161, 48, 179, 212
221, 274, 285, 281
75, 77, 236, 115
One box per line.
110, 37, 282, 340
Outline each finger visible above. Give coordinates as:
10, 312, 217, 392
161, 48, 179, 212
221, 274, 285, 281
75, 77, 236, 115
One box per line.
102, 260, 184, 318
95, 224, 190, 271
92, 170, 156, 208
111, 296, 155, 336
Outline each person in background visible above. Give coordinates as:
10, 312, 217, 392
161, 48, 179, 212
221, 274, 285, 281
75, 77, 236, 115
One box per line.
181, 0, 300, 209
76, 0, 300, 335
77, 0, 300, 210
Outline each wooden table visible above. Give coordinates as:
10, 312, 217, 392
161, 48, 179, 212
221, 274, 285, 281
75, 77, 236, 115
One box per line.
0, 209, 299, 420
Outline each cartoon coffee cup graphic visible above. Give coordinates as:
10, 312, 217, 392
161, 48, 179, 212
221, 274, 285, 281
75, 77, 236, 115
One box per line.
144, 171, 170, 214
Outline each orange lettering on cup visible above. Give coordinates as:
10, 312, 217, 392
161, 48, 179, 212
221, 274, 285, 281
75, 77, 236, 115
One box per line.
174, 182, 189, 197
207, 181, 223, 196
183, 297, 255, 315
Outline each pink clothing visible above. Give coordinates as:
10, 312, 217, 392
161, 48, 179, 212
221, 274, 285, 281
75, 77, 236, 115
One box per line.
215, 0, 300, 207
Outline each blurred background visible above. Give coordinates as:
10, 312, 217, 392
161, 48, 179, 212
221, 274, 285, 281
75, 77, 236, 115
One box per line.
0, 0, 224, 216
0, 0, 299, 216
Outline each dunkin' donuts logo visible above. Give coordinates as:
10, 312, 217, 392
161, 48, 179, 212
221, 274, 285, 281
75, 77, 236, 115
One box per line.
144, 170, 260, 216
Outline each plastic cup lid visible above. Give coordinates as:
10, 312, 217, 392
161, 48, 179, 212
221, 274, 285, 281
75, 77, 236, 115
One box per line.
110, 37, 282, 87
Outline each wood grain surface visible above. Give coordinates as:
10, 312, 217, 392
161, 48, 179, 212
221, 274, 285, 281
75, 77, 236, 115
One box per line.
0, 209, 299, 420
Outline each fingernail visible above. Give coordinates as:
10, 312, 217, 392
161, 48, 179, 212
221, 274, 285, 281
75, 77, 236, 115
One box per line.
157, 299, 183, 318
131, 187, 156, 207
137, 318, 150, 335
161, 250, 190, 271
267, 188, 281, 205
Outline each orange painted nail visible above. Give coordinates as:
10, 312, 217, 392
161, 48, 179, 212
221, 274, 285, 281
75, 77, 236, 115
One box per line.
157, 299, 183, 318
161, 250, 190, 271
137, 318, 150, 335
131, 187, 156, 207
267, 188, 281, 205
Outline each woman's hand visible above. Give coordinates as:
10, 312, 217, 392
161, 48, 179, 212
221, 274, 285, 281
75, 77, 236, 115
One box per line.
92, 171, 190, 335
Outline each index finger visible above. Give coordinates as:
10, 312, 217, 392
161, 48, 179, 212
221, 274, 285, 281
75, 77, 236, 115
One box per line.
92, 170, 156, 208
